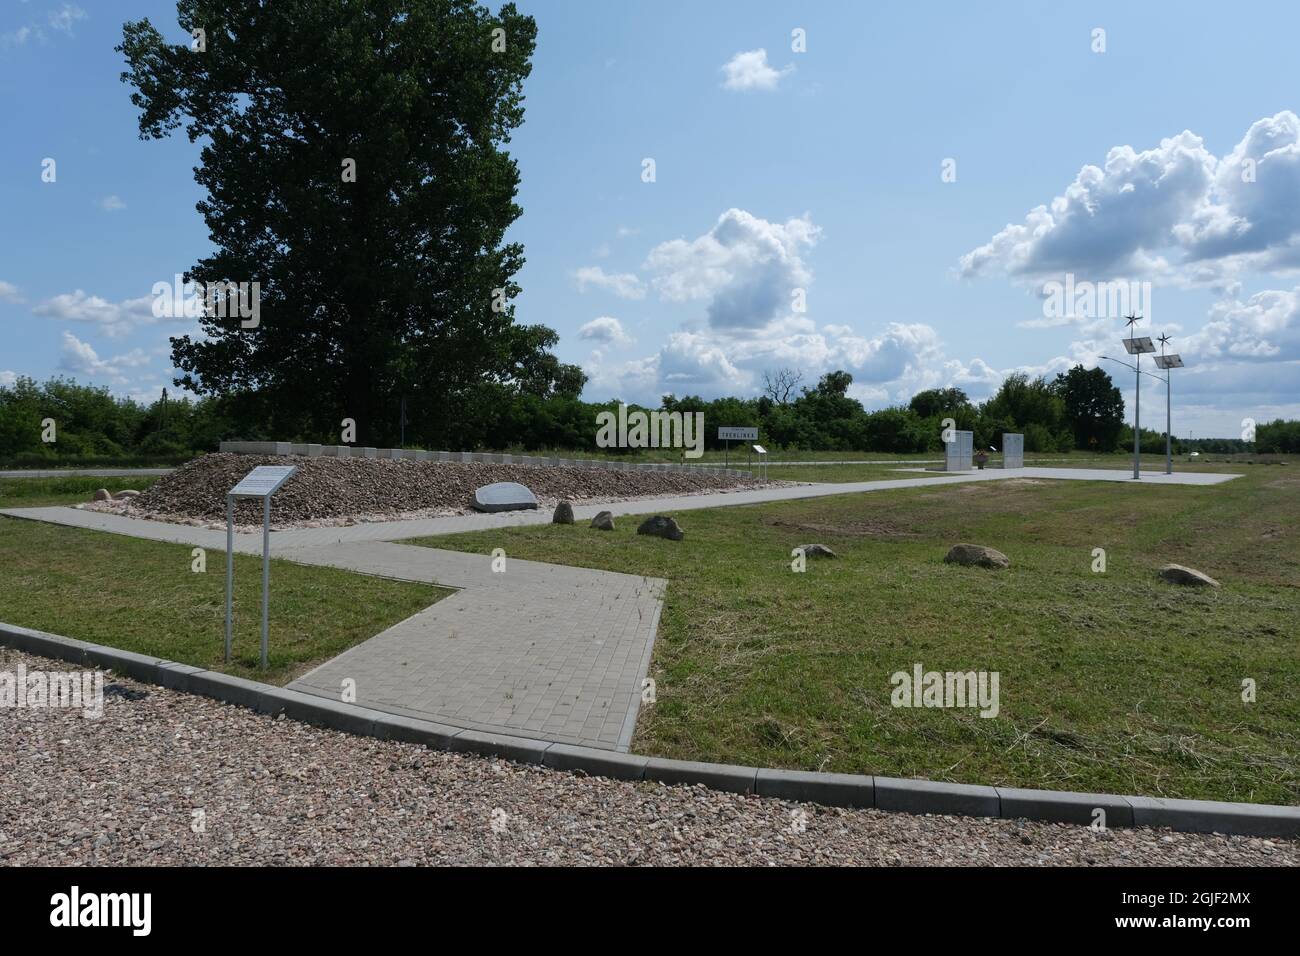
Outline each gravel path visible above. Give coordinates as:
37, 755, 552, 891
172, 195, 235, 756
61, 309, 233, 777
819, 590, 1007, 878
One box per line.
3, 648, 1295, 867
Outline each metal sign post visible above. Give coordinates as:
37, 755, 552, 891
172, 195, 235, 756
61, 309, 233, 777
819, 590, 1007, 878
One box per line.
224, 464, 297, 669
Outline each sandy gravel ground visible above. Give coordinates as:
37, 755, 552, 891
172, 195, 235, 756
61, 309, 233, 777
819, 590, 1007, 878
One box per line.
2, 648, 1295, 867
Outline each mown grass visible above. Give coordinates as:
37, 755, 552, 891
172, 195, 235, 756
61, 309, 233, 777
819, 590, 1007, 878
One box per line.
0, 515, 446, 684
0, 475, 161, 508
404, 463, 1300, 804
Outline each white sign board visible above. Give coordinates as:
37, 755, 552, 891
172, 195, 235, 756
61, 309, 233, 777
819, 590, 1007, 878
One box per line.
225, 464, 297, 670
752, 444, 767, 455
718, 426, 758, 441
229, 465, 297, 498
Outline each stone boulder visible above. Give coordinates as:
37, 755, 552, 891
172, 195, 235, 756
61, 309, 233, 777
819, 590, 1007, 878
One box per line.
1158, 564, 1220, 588
116, 489, 141, 499
472, 481, 539, 513
944, 543, 1010, 569
591, 511, 616, 531
796, 543, 837, 559
637, 515, 684, 541
93, 488, 113, 502
552, 500, 575, 524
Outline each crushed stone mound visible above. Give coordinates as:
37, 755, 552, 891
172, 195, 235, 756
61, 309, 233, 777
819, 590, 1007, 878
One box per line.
112, 453, 788, 527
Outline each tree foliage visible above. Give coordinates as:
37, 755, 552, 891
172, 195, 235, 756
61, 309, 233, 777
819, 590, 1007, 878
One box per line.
118, 0, 581, 446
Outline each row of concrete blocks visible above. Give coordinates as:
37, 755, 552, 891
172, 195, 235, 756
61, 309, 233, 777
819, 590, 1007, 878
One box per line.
4, 620, 1297, 840
218, 441, 751, 478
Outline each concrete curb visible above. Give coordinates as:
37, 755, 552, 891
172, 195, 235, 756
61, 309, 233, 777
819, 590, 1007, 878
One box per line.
3, 620, 1298, 840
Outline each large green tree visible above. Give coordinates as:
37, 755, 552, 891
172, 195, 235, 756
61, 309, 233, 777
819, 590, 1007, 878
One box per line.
1051, 364, 1125, 451
119, 0, 581, 446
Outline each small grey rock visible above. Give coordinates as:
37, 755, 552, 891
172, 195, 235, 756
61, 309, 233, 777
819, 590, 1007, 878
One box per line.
115, 489, 141, 498
637, 515, 684, 541
944, 543, 1010, 569
591, 511, 615, 531
795, 543, 837, 559
93, 488, 112, 502
553, 500, 575, 524
1158, 563, 1220, 588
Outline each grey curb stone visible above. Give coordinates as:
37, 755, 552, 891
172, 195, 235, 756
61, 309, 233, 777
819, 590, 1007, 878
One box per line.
1127, 795, 1300, 838
0, 623, 93, 665
450, 729, 552, 764
184, 669, 276, 711
875, 778, 1000, 817
755, 768, 874, 808
156, 661, 205, 693
644, 757, 757, 794
272, 689, 384, 735
372, 714, 462, 749
998, 786, 1134, 828
543, 743, 649, 781
80, 645, 164, 683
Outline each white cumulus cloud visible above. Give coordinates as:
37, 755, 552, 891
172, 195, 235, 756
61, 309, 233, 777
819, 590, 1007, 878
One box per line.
573, 266, 646, 300
959, 112, 1300, 284
720, 49, 794, 92
578, 316, 631, 345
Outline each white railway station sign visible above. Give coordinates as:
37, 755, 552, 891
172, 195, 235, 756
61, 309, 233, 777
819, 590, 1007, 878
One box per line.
718, 426, 759, 441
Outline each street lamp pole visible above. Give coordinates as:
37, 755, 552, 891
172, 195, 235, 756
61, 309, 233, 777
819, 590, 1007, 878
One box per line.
1122, 315, 1156, 480
1127, 315, 1141, 479
1153, 334, 1184, 476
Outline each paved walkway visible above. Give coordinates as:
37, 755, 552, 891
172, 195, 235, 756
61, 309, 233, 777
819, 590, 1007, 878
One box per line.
0, 464, 1238, 751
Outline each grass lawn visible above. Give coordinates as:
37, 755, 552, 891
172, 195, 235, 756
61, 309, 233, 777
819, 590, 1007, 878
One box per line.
0, 474, 161, 507
403, 461, 1299, 804
0, 478, 446, 683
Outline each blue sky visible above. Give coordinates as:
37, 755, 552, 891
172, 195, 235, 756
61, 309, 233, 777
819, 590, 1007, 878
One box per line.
3, 1, 1299, 438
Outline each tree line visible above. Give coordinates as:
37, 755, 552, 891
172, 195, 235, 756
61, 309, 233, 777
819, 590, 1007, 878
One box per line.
5, 367, 1297, 465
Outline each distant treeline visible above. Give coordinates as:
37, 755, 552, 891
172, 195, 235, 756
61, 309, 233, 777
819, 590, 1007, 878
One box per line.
2, 370, 1298, 464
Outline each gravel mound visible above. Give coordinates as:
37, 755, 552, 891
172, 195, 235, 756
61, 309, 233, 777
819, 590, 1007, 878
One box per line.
4, 646, 1296, 866
114, 453, 782, 526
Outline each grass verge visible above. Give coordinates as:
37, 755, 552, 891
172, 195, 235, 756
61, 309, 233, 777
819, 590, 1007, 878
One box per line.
0, 515, 446, 685
403, 464, 1299, 804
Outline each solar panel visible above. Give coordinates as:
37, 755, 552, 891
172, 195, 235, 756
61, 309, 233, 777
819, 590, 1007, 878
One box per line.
1123, 336, 1156, 354
1154, 354, 1184, 369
